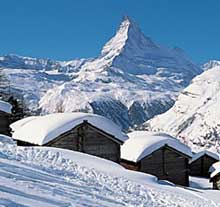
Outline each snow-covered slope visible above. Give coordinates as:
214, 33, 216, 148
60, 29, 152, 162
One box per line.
145, 66, 220, 153
1, 17, 201, 129
0, 134, 219, 206
0, 54, 91, 111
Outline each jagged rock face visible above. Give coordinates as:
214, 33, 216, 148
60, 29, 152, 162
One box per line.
90, 97, 130, 130
1, 17, 201, 130
145, 66, 220, 152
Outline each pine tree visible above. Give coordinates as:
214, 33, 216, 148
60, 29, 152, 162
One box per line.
6, 94, 32, 123
0, 69, 31, 123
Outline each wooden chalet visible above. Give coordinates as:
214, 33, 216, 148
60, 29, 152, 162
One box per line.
0, 100, 12, 136
190, 151, 219, 178
210, 173, 220, 190
11, 113, 128, 163
121, 131, 192, 186
210, 161, 220, 190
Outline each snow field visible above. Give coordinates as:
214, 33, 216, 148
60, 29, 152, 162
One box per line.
0, 135, 219, 206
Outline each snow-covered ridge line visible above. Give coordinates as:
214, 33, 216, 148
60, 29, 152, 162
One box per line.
0, 54, 88, 72
202, 60, 220, 71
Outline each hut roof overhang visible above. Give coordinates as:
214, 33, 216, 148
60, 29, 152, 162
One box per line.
210, 161, 220, 180
190, 150, 219, 164
11, 113, 128, 145
10, 116, 37, 132
121, 131, 192, 163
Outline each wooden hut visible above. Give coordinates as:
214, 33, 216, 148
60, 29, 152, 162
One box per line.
189, 150, 219, 178
121, 131, 192, 186
11, 113, 128, 163
0, 100, 12, 135
210, 161, 220, 190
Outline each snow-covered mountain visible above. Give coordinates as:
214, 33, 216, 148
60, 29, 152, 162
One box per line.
0, 55, 91, 110
0, 17, 201, 129
145, 65, 220, 153
39, 17, 201, 129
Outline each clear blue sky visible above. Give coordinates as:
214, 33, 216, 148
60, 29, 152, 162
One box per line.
1, 0, 220, 63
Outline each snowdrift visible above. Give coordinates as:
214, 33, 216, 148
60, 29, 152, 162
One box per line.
0, 134, 219, 206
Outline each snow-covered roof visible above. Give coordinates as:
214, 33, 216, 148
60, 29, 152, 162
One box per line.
10, 116, 37, 132
0, 100, 12, 114
121, 131, 192, 162
190, 150, 219, 164
12, 113, 128, 145
210, 161, 220, 179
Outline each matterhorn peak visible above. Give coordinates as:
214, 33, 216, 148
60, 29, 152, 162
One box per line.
121, 15, 132, 22
119, 15, 139, 31
101, 16, 158, 57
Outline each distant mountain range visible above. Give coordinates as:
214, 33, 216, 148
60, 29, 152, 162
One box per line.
0, 16, 202, 129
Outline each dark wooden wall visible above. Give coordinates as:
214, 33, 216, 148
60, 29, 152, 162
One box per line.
16, 140, 38, 146
121, 146, 189, 186
0, 111, 11, 136
140, 146, 189, 186
190, 155, 218, 177
45, 123, 121, 162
